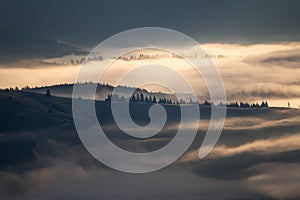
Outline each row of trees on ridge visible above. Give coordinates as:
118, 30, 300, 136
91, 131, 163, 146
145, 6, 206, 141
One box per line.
105, 94, 269, 108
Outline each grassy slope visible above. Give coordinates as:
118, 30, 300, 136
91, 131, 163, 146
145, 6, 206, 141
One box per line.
0, 90, 299, 172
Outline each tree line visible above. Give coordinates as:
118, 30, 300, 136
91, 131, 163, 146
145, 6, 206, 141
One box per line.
105, 94, 176, 104
105, 94, 269, 108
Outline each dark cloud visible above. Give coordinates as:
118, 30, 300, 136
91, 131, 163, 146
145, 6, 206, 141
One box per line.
1, 0, 300, 47
246, 48, 300, 69
0, 160, 254, 200
246, 163, 300, 199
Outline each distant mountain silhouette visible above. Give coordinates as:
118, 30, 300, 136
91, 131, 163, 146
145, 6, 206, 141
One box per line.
25, 83, 178, 102
0, 29, 87, 64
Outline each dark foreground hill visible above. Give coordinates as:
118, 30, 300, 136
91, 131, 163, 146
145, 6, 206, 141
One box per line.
0, 90, 300, 199
1, 89, 291, 133
1, 89, 299, 165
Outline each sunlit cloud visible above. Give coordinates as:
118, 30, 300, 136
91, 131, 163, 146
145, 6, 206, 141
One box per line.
1, 42, 300, 107
181, 133, 300, 162
246, 163, 300, 199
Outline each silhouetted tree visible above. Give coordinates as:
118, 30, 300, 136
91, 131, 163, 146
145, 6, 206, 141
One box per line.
261, 101, 269, 108
203, 100, 211, 106
180, 99, 186, 104
240, 102, 244, 107
130, 95, 136, 102
227, 102, 239, 108
105, 94, 112, 102
265, 101, 269, 107
251, 103, 260, 108
245, 103, 250, 108
159, 98, 167, 104
153, 96, 157, 104
46, 89, 51, 96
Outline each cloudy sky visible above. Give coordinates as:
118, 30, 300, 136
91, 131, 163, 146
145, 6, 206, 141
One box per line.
0, 0, 300, 107
1, 0, 300, 47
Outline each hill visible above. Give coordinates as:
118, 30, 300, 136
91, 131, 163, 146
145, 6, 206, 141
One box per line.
25, 83, 178, 102
1, 89, 300, 200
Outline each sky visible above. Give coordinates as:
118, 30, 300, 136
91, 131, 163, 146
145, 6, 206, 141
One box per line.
1, 42, 300, 107
0, 0, 300, 107
1, 0, 300, 47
